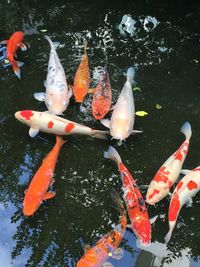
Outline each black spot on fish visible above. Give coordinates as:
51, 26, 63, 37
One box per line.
138, 198, 145, 206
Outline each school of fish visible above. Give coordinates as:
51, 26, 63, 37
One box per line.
1, 30, 200, 266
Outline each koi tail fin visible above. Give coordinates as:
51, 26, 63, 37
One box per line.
91, 130, 109, 140
181, 121, 192, 140
84, 40, 88, 54
164, 221, 176, 244
56, 135, 66, 148
44, 35, 60, 50
104, 146, 122, 168
12, 61, 23, 79
126, 66, 136, 85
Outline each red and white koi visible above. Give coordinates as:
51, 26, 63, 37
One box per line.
165, 166, 200, 244
104, 146, 152, 246
0, 31, 26, 79
34, 36, 72, 115
15, 110, 109, 139
101, 67, 142, 141
77, 190, 127, 267
146, 122, 192, 205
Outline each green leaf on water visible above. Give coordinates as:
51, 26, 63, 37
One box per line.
156, 104, 162, 109
133, 87, 141, 92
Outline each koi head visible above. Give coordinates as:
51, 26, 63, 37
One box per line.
15, 110, 35, 126
110, 119, 131, 140
23, 194, 41, 216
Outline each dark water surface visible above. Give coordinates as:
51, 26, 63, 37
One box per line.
0, 0, 200, 266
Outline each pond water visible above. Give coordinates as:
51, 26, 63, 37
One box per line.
0, 0, 200, 266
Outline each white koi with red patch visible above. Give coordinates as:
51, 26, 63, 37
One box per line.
165, 166, 200, 244
15, 110, 109, 140
34, 36, 72, 115
146, 122, 192, 205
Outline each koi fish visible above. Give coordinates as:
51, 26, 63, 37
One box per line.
92, 69, 112, 120
101, 67, 142, 140
146, 122, 192, 205
77, 190, 127, 267
165, 166, 200, 244
73, 41, 90, 103
0, 31, 26, 79
104, 146, 151, 246
15, 110, 109, 139
23, 135, 66, 216
34, 35, 72, 115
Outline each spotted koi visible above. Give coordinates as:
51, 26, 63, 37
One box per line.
146, 122, 192, 205
165, 166, 200, 244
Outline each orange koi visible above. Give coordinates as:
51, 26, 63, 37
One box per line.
92, 69, 112, 120
73, 41, 90, 103
1, 31, 26, 79
77, 190, 127, 267
23, 136, 66, 216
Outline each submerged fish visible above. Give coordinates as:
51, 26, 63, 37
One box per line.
92, 69, 112, 120
146, 122, 192, 205
104, 146, 152, 246
101, 67, 142, 141
15, 110, 109, 140
73, 41, 90, 103
0, 31, 26, 79
77, 190, 127, 267
34, 35, 72, 115
165, 166, 200, 244
23, 136, 66, 216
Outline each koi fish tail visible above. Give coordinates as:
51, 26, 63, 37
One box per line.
91, 130, 109, 140
164, 220, 176, 244
84, 40, 88, 54
12, 61, 22, 79
181, 121, 192, 140
56, 135, 66, 148
126, 66, 136, 85
44, 35, 60, 50
104, 146, 122, 168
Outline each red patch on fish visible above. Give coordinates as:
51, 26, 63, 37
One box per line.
65, 123, 75, 133
154, 166, 170, 184
177, 181, 183, 191
187, 180, 198, 190
20, 110, 33, 120
148, 189, 160, 200
47, 121, 54, 128
169, 193, 180, 221
174, 142, 189, 161
193, 167, 200, 172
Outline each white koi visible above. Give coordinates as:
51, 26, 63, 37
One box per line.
101, 67, 142, 141
34, 35, 72, 115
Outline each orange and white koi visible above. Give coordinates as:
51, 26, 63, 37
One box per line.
34, 35, 72, 115
73, 41, 90, 103
15, 110, 109, 139
146, 122, 192, 205
77, 190, 127, 267
23, 136, 66, 216
92, 69, 112, 120
0, 31, 26, 79
104, 146, 151, 246
165, 166, 200, 243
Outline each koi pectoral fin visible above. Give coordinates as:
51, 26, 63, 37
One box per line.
100, 119, 110, 129
111, 247, 124, 260
29, 127, 39, 138
186, 197, 193, 207
34, 92, 46, 101
132, 130, 143, 134
150, 215, 158, 224
43, 191, 56, 200
180, 169, 192, 175
0, 40, 8, 45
